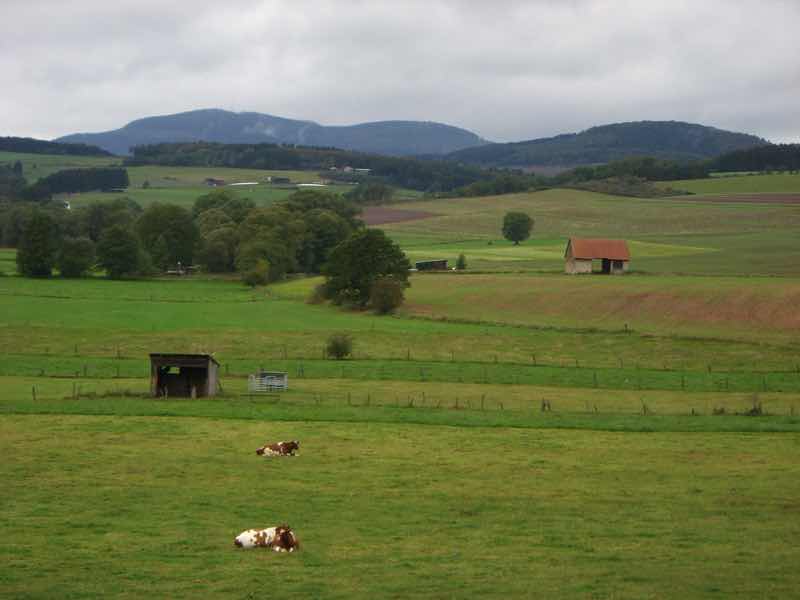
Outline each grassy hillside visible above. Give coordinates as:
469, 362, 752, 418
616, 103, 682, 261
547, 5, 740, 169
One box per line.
0, 150, 120, 180
661, 171, 800, 195
379, 188, 800, 275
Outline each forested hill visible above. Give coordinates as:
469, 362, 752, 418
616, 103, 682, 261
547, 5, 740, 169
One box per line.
0, 136, 112, 157
56, 109, 487, 157
446, 121, 767, 168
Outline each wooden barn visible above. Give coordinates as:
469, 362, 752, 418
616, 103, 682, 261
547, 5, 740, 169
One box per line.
564, 238, 630, 274
149, 353, 219, 398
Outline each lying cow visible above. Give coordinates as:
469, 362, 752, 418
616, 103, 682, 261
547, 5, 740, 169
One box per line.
234, 525, 299, 552
256, 440, 300, 457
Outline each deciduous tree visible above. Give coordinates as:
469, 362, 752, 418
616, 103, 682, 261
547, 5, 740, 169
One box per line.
322, 229, 410, 307
97, 225, 141, 279
16, 210, 59, 277
502, 212, 533, 245
57, 236, 95, 278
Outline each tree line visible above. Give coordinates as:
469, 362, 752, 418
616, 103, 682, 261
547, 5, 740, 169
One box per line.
0, 165, 130, 202
3, 189, 408, 310
710, 144, 800, 172
0, 136, 112, 157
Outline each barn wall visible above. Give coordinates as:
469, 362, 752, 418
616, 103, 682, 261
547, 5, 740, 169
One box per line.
610, 260, 629, 274
565, 259, 592, 274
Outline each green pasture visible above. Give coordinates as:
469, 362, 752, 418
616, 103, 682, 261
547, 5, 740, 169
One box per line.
2, 158, 800, 597
4, 373, 800, 421
0, 150, 120, 180
662, 171, 800, 195
1, 413, 799, 598
3, 276, 800, 373
382, 188, 800, 275
62, 164, 348, 209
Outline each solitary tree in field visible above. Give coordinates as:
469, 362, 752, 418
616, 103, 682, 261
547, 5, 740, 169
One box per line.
502, 212, 534, 245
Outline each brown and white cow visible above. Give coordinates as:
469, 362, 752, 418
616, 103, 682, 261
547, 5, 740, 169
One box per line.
233, 525, 299, 552
256, 440, 300, 457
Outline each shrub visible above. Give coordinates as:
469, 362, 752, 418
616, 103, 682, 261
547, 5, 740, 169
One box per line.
242, 258, 269, 287
456, 253, 467, 270
306, 283, 327, 305
326, 333, 353, 360
369, 276, 405, 314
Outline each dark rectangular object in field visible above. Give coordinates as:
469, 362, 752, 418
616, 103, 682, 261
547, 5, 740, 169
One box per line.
149, 353, 219, 398
415, 259, 448, 271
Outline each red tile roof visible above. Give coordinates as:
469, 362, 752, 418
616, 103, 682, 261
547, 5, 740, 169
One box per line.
567, 238, 630, 260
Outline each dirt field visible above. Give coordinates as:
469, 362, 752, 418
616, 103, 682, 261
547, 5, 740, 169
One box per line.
361, 206, 438, 225
682, 193, 800, 204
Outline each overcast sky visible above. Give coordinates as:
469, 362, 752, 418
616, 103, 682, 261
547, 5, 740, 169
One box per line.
2, 0, 799, 143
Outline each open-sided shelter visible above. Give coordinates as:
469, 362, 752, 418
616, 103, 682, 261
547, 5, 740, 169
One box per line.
150, 353, 219, 398
565, 238, 630, 274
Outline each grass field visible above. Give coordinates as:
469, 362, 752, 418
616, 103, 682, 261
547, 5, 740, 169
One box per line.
3, 156, 800, 597
379, 188, 800, 275
3, 412, 798, 598
0, 150, 120, 180
662, 171, 800, 195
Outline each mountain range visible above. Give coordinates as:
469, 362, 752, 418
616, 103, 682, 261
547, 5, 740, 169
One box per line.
54, 110, 769, 168
56, 109, 487, 157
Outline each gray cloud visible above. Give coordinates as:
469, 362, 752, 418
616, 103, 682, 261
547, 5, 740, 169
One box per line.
2, 0, 798, 142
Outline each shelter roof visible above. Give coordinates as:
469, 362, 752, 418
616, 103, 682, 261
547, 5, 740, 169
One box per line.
149, 353, 220, 366
567, 238, 630, 260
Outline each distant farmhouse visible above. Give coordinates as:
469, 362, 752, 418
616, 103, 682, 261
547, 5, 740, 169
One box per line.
565, 238, 630, 274
204, 177, 225, 187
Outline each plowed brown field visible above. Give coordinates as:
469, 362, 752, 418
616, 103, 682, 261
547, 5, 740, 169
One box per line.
361, 206, 438, 225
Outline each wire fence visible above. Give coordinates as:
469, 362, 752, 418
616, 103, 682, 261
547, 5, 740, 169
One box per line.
6, 352, 800, 394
